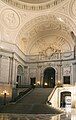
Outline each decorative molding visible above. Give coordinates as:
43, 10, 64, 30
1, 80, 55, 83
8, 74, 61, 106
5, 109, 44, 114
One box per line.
1, 0, 68, 11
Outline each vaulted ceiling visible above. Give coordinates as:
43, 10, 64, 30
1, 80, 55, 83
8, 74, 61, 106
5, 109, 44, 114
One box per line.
16, 14, 74, 55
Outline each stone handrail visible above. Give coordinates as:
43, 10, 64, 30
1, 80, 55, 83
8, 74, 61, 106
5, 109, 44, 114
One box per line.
47, 86, 57, 103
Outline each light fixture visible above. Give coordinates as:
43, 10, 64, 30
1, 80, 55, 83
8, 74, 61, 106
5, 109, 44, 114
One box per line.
1, 90, 9, 95
57, 80, 60, 84
44, 82, 48, 86
57, 80, 62, 87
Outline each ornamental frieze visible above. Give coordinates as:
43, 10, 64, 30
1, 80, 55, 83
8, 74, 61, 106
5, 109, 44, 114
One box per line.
1, 0, 68, 11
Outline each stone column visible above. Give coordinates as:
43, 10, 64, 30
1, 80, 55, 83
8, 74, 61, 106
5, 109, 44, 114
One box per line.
8, 57, 17, 84
41, 66, 44, 87
0, 55, 10, 83
37, 65, 42, 86
11, 57, 17, 86
72, 62, 76, 85
57, 63, 62, 83
8, 57, 13, 84
24, 66, 28, 85
0, 55, 2, 82
27, 67, 30, 85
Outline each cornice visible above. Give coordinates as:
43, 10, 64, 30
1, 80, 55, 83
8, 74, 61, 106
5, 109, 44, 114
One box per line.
1, 0, 68, 11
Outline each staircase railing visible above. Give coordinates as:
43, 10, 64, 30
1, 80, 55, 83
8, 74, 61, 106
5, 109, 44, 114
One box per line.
46, 84, 63, 105
47, 86, 57, 104
11, 86, 33, 102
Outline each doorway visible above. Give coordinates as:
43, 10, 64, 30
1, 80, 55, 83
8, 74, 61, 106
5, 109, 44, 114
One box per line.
60, 91, 71, 107
43, 67, 55, 88
30, 77, 36, 86
17, 75, 21, 85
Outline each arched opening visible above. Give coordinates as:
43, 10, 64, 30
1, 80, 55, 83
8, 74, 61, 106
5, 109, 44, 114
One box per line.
43, 67, 55, 88
17, 65, 23, 87
60, 91, 71, 108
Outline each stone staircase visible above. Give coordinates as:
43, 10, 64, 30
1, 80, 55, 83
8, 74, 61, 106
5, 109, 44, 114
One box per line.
0, 88, 62, 114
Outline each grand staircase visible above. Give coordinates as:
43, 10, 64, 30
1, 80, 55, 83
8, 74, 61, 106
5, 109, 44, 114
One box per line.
0, 88, 62, 114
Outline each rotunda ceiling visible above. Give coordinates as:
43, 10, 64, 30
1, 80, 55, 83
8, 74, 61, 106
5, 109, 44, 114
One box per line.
16, 14, 74, 55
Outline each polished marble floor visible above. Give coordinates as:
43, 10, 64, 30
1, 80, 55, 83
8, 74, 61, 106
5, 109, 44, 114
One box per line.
0, 108, 76, 120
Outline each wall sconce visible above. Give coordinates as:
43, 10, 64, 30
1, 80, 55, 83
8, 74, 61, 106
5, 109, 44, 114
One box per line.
44, 82, 48, 86
57, 80, 62, 87
1, 90, 9, 105
1, 90, 9, 95
57, 80, 61, 84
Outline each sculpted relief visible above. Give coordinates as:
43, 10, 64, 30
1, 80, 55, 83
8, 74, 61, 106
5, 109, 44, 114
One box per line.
28, 36, 71, 56
1, 8, 20, 29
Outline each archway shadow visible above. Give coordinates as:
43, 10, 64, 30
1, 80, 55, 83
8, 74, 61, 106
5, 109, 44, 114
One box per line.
43, 67, 55, 88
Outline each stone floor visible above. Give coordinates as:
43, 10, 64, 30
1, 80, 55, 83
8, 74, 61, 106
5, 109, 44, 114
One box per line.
0, 108, 76, 120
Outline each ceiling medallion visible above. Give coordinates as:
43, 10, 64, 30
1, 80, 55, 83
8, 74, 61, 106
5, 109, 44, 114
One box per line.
1, 0, 67, 11
1, 8, 20, 29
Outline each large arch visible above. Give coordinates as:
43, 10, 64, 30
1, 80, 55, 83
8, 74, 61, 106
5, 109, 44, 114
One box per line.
43, 67, 55, 88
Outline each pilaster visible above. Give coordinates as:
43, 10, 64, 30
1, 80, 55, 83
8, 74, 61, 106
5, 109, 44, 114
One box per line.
72, 62, 76, 85
57, 62, 62, 83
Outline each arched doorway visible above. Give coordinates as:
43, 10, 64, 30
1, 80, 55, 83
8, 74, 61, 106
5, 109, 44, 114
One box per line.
17, 65, 23, 87
60, 91, 71, 108
43, 67, 55, 88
